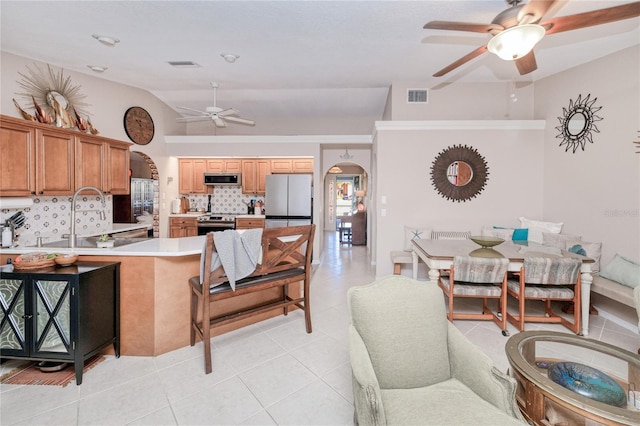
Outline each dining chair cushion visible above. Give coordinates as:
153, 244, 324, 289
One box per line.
522, 257, 581, 285
507, 280, 575, 299
441, 278, 502, 297
453, 256, 509, 283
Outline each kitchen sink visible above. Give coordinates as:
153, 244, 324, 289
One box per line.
39, 237, 149, 249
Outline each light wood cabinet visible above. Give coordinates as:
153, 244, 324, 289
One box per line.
0, 118, 36, 196
37, 127, 75, 195
292, 159, 313, 173
179, 158, 207, 194
169, 217, 198, 238
206, 159, 242, 173
0, 115, 131, 197
270, 159, 292, 173
241, 159, 271, 195
235, 217, 265, 229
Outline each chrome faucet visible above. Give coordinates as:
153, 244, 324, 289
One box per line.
69, 186, 107, 248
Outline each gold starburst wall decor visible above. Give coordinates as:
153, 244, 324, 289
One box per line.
15, 63, 91, 129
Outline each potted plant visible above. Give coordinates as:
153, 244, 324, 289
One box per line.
96, 234, 114, 248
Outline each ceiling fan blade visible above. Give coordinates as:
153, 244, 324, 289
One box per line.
424, 20, 503, 33
223, 116, 256, 126
212, 116, 227, 128
217, 108, 240, 117
433, 45, 488, 77
518, 0, 558, 23
176, 106, 207, 115
542, 2, 640, 36
515, 50, 538, 75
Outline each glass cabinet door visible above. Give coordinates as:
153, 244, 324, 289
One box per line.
33, 279, 70, 354
0, 278, 27, 353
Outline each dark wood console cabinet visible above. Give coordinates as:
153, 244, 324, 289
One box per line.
0, 261, 120, 385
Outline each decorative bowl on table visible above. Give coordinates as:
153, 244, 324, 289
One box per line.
55, 253, 78, 266
469, 236, 505, 248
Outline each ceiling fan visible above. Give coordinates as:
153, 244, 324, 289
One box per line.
424, 0, 640, 77
176, 82, 255, 128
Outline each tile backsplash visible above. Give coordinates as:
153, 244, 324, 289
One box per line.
182, 187, 264, 215
1, 195, 113, 248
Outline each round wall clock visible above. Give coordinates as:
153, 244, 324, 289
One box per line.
123, 106, 154, 145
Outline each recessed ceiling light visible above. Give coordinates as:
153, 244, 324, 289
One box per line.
220, 53, 239, 63
87, 65, 108, 73
92, 34, 120, 47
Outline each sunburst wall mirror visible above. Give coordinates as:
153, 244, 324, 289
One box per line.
15, 63, 90, 128
430, 145, 489, 202
555, 94, 603, 153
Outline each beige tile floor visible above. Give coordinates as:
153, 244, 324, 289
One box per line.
1, 231, 638, 425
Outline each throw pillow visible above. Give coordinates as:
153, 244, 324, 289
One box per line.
519, 217, 563, 244
599, 253, 640, 288
565, 240, 603, 272
404, 226, 431, 251
482, 226, 514, 240
494, 226, 528, 241
543, 232, 582, 249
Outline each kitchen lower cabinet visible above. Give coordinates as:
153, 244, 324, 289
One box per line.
169, 217, 198, 237
0, 262, 120, 385
236, 217, 265, 229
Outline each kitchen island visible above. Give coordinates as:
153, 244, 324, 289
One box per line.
0, 236, 297, 356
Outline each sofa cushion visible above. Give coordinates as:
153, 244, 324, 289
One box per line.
404, 226, 431, 250
591, 275, 635, 307
482, 226, 514, 240
519, 217, 563, 244
599, 253, 640, 288
494, 226, 528, 241
381, 379, 523, 426
543, 232, 581, 249
565, 240, 603, 273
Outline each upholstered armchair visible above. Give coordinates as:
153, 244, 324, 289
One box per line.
348, 275, 526, 425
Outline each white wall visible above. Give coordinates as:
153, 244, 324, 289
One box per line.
535, 46, 640, 266
373, 122, 545, 277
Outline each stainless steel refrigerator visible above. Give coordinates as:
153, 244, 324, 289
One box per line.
265, 174, 312, 228
113, 178, 154, 223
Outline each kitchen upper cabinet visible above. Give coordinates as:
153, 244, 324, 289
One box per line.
242, 159, 271, 195
179, 158, 207, 194
0, 115, 131, 197
37, 127, 75, 195
292, 159, 313, 173
270, 159, 292, 173
75, 135, 130, 195
206, 159, 242, 174
0, 118, 36, 196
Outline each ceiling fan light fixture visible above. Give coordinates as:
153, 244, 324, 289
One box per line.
487, 24, 545, 61
87, 65, 108, 73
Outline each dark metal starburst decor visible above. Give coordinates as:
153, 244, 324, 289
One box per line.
634, 131, 640, 154
430, 144, 489, 203
555, 94, 603, 153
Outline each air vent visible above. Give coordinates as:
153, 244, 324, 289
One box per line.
167, 61, 201, 68
407, 89, 428, 104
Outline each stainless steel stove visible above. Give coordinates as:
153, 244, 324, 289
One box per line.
197, 214, 236, 235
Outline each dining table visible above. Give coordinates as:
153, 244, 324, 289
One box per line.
410, 238, 596, 336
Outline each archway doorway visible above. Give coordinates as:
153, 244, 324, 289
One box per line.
324, 163, 368, 245
112, 151, 160, 237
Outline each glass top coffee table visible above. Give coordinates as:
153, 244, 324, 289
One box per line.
506, 331, 640, 425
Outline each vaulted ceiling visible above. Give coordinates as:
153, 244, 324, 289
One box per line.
1, 1, 638, 135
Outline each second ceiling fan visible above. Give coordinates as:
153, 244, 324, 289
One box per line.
176, 82, 255, 128
424, 0, 640, 77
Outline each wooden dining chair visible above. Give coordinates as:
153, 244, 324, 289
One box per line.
438, 256, 510, 336
506, 257, 582, 334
